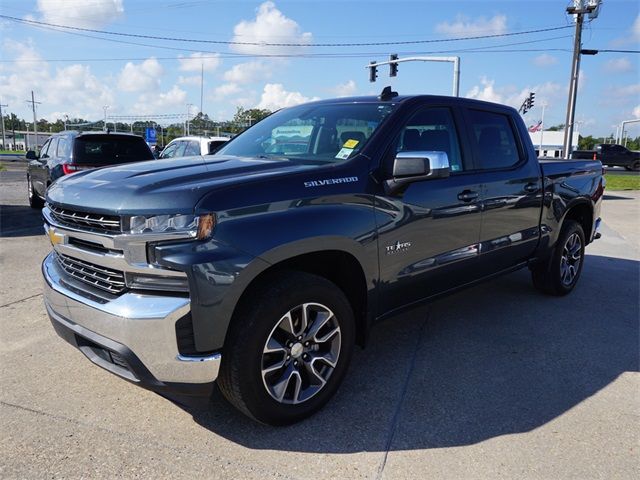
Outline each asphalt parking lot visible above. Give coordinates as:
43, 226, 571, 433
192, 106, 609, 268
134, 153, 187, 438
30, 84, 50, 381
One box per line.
1, 161, 638, 479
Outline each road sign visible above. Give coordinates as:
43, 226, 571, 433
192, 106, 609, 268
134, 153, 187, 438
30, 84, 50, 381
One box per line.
145, 127, 157, 143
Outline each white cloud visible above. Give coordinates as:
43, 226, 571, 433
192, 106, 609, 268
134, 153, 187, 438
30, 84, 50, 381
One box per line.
0, 40, 114, 120
133, 85, 187, 115
223, 61, 272, 84
533, 54, 558, 68
256, 83, 318, 110
178, 52, 221, 72
37, 0, 124, 28
607, 83, 640, 99
177, 75, 201, 86
212, 83, 243, 101
436, 14, 507, 37
230, 1, 312, 55
117, 58, 163, 92
330, 80, 357, 97
603, 58, 633, 74
633, 105, 640, 118
466, 77, 563, 110
465, 77, 502, 103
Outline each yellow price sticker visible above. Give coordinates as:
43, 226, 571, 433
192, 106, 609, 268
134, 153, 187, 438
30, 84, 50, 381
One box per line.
343, 139, 359, 149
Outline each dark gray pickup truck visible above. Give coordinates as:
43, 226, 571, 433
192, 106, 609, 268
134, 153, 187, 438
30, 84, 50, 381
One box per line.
573, 143, 640, 171
41, 93, 604, 425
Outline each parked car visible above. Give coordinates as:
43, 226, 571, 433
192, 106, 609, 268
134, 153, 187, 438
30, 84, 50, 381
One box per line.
27, 131, 155, 209
572, 143, 640, 171
159, 136, 230, 159
42, 93, 604, 425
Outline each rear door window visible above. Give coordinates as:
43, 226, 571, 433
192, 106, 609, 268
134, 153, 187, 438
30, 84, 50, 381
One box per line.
72, 135, 154, 165
208, 140, 227, 154
57, 137, 71, 159
467, 109, 522, 170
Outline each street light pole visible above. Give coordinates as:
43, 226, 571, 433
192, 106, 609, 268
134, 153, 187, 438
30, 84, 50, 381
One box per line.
103, 105, 109, 131
0, 99, 7, 149
539, 102, 547, 155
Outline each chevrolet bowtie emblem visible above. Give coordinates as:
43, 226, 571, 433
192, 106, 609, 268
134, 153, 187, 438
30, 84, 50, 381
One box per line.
48, 228, 64, 246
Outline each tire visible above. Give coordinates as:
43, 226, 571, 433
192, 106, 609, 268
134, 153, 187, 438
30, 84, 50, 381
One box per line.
531, 219, 585, 296
217, 270, 355, 425
631, 161, 640, 172
28, 175, 45, 209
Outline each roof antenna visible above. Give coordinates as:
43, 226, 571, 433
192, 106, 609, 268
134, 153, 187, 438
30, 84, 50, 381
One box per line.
379, 86, 398, 101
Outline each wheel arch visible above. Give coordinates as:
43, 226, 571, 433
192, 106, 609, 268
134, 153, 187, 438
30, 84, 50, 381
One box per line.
561, 200, 593, 243
229, 249, 371, 349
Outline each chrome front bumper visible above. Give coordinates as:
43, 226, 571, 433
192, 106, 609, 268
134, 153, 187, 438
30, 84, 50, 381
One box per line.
43, 252, 221, 388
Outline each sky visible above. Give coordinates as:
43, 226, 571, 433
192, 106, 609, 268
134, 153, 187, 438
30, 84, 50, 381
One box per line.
0, 0, 638, 137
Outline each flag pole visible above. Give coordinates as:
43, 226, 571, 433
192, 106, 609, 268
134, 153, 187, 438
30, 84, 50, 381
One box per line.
539, 102, 546, 156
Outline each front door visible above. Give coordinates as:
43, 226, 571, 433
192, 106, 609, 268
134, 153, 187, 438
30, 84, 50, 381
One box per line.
375, 106, 483, 314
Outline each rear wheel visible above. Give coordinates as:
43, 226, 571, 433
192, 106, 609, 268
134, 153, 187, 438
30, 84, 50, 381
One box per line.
531, 220, 585, 296
27, 175, 44, 209
630, 161, 640, 172
217, 271, 355, 425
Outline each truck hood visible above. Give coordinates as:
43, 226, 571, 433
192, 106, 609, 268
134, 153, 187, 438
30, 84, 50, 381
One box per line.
46, 155, 318, 214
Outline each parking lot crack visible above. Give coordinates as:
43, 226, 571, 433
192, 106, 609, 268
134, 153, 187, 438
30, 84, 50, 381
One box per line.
0, 293, 42, 308
374, 316, 429, 480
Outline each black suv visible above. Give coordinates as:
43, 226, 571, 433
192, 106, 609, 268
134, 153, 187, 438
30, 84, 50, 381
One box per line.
27, 131, 155, 208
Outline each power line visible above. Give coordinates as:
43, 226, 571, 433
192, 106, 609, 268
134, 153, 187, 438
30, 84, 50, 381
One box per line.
0, 36, 573, 64
0, 14, 574, 47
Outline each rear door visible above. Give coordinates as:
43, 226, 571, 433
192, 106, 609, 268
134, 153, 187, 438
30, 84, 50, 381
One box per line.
375, 105, 484, 313
33, 139, 53, 195
462, 107, 542, 275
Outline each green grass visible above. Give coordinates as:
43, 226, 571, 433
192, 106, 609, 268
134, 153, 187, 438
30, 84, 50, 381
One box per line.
0, 164, 6, 172
605, 174, 640, 191
0, 150, 25, 154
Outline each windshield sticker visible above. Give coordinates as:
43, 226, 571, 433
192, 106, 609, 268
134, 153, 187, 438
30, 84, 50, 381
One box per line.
304, 176, 359, 188
343, 139, 359, 149
335, 147, 354, 160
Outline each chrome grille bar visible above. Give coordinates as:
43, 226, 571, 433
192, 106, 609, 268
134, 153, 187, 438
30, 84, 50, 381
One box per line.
55, 252, 127, 295
48, 204, 121, 232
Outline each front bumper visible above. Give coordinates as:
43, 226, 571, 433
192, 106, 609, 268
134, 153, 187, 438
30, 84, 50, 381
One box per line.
43, 252, 220, 395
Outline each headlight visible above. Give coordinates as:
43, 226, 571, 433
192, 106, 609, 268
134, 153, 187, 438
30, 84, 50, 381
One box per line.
127, 213, 215, 240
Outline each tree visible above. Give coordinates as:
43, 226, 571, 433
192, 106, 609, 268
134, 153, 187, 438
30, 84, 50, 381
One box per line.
547, 124, 565, 131
232, 107, 272, 130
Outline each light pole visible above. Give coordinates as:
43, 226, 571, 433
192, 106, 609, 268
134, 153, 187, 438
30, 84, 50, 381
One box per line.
185, 103, 194, 136
0, 99, 7, 149
63, 114, 68, 131
539, 101, 547, 155
367, 55, 460, 97
103, 105, 109, 131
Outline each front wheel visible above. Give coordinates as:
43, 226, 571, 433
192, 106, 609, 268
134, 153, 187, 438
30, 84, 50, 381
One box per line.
28, 175, 44, 209
217, 271, 355, 425
531, 219, 585, 296
630, 161, 640, 172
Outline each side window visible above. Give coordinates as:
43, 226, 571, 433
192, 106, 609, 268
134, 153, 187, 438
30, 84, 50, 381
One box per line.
160, 142, 179, 158
391, 107, 465, 172
184, 141, 201, 156
39, 140, 51, 158
57, 137, 71, 158
467, 109, 521, 170
47, 139, 59, 158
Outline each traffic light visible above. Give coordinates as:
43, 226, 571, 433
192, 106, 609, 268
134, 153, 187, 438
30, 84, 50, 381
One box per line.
369, 61, 378, 83
389, 54, 398, 77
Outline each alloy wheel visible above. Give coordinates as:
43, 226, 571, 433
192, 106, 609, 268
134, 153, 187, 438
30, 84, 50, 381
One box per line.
261, 303, 341, 405
560, 232, 582, 286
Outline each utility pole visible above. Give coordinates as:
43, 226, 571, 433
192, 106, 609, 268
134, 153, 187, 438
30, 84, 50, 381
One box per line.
26, 91, 41, 150
63, 114, 68, 131
0, 99, 7, 150
563, 0, 601, 158
200, 63, 204, 115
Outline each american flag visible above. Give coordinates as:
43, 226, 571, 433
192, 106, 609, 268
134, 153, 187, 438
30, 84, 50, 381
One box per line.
528, 121, 542, 133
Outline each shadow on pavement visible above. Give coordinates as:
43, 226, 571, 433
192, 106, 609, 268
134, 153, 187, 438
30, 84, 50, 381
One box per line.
0, 205, 44, 237
603, 194, 636, 201
174, 254, 638, 452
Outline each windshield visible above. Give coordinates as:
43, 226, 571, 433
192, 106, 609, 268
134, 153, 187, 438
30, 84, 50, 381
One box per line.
217, 103, 396, 163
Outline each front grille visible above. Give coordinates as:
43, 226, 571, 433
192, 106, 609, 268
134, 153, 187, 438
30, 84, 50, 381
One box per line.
55, 252, 127, 295
48, 204, 121, 233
